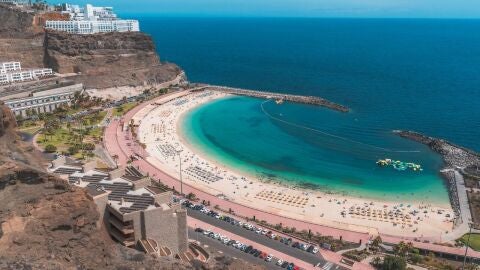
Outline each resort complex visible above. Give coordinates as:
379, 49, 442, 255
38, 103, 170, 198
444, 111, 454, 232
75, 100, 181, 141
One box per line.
4, 83, 82, 117
0, 61, 53, 85
45, 3, 139, 34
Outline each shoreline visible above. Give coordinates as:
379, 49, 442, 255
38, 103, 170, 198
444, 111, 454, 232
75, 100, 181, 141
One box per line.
137, 90, 456, 241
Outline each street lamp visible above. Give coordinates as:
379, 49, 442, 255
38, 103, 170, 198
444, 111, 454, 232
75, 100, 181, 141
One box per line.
177, 149, 183, 196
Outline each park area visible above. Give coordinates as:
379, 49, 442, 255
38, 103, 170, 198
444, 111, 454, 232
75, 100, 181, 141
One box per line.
37, 110, 107, 159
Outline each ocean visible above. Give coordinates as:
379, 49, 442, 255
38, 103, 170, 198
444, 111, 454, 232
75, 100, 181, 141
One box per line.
140, 18, 480, 204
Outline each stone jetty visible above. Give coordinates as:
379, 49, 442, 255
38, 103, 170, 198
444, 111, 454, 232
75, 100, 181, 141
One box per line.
394, 130, 480, 230
206, 85, 349, 112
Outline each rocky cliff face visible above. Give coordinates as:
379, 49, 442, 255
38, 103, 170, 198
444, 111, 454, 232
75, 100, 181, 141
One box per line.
0, 5, 183, 89
0, 5, 45, 68
44, 30, 183, 89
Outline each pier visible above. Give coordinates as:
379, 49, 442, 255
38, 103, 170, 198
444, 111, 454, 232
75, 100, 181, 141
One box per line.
204, 85, 349, 112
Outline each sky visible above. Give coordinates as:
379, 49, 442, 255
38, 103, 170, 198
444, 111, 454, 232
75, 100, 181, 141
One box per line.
48, 0, 480, 18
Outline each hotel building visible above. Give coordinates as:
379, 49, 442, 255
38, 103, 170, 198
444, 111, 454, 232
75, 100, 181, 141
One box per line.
49, 158, 189, 256
0, 61, 53, 85
4, 83, 83, 117
45, 4, 139, 34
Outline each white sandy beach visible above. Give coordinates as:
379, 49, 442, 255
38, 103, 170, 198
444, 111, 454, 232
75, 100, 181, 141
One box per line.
136, 90, 455, 241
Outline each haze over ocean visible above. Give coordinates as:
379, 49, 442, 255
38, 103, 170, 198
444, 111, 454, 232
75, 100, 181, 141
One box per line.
139, 18, 480, 203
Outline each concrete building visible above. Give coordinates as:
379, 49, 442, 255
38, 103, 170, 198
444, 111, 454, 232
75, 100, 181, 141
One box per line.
0, 62, 21, 73
49, 159, 189, 255
45, 3, 139, 34
0, 61, 53, 85
5, 83, 82, 117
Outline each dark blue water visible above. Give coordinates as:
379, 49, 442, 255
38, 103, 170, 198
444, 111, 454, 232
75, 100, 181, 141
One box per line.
140, 18, 480, 203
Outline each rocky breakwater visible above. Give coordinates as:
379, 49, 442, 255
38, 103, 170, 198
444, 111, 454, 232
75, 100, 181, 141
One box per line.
44, 30, 184, 89
209, 86, 350, 112
394, 130, 480, 169
394, 130, 480, 225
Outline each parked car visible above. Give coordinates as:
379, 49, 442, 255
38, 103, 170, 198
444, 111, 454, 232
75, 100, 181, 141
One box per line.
281, 261, 289, 268
286, 238, 293, 245
292, 242, 300, 248
194, 227, 204, 233
244, 246, 253, 253
312, 246, 319, 254
265, 254, 273, 262
270, 233, 277, 239
287, 263, 294, 270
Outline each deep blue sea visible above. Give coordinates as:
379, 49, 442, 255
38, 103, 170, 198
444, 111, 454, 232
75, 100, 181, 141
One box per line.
140, 18, 480, 204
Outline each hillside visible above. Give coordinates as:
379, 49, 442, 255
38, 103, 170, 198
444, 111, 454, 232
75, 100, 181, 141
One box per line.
0, 103, 193, 269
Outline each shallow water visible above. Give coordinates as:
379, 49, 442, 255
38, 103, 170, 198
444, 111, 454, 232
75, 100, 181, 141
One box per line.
182, 96, 450, 204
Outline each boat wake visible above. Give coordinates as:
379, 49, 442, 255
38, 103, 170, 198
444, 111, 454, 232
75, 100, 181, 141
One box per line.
260, 100, 420, 153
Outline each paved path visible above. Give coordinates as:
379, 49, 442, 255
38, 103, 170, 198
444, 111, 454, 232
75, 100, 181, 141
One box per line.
103, 92, 480, 262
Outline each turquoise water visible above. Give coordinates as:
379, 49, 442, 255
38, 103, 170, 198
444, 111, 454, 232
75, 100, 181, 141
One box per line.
181, 96, 449, 204
138, 18, 480, 205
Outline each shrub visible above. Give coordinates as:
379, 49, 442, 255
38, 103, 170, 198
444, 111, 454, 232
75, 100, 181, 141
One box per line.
68, 146, 79, 155
44, 144, 57, 153
82, 143, 95, 151
382, 255, 406, 270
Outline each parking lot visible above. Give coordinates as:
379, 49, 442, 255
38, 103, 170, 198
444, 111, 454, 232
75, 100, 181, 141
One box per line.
191, 228, 291, 269
183, 200, 346, 270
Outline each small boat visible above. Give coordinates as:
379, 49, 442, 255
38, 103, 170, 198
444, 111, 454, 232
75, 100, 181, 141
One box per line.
275, 99, 284, 104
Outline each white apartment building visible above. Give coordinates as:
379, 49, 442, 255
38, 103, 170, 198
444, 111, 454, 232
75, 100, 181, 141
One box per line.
0, 62, 21, 73
0, 62, 53, 85
45, 3, 139, 34
45, 19, 139, 34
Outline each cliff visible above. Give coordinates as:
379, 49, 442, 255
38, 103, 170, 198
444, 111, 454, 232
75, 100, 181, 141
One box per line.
0, 5, 45, 68
0, 4, 184, 89
44, 30, 183, 89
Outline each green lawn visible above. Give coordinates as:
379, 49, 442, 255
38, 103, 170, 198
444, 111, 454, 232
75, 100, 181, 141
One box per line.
38, 127, 72, 151
459, 233, 480, 251
112, 102, 138, 117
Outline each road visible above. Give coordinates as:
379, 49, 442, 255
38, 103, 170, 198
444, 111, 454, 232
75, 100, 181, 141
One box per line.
188, 209, 336, 268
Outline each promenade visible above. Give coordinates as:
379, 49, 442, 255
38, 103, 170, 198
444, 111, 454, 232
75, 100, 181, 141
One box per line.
103, 91, 480, 264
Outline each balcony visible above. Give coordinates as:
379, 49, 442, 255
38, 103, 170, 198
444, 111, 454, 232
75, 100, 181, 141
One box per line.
109, 216, 134, 234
